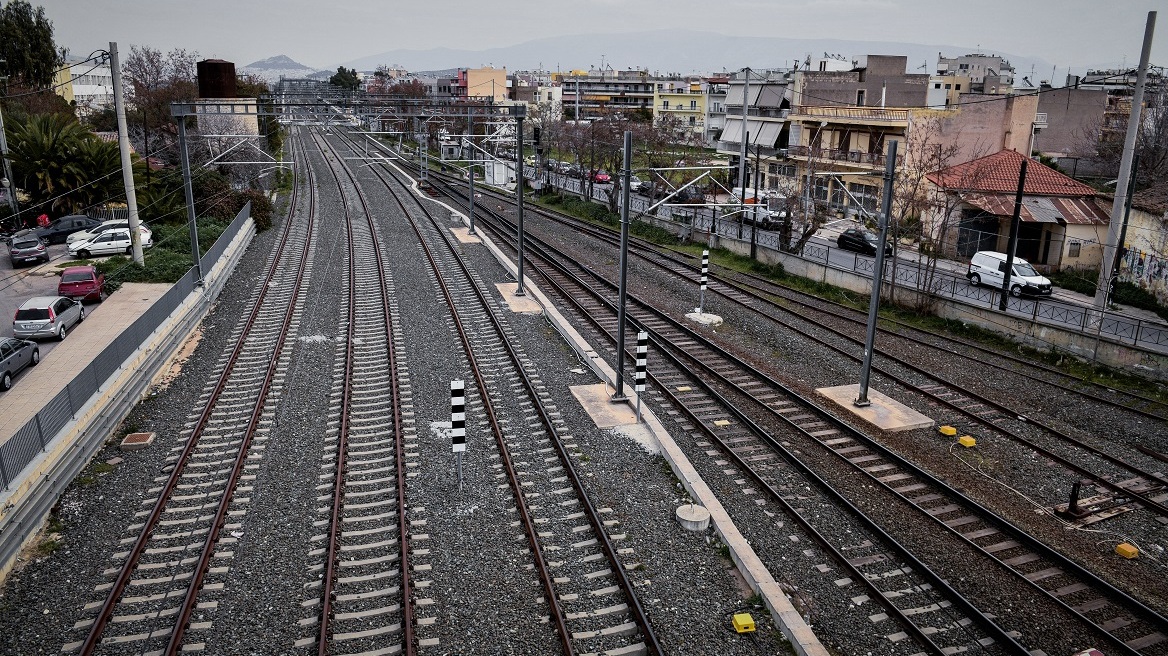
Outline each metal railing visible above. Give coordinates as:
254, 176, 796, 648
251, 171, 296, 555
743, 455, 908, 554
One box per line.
0, 204, 252, 490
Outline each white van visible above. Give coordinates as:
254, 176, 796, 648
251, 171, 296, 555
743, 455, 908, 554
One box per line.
967, 251, 1052, 296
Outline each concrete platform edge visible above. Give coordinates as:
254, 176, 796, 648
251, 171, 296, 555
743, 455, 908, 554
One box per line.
433, 195, 828, 655
0, 219, 255, 583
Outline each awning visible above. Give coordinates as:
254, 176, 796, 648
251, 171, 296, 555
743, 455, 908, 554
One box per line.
964, 194, 1107, 225
721, 117, 783, 147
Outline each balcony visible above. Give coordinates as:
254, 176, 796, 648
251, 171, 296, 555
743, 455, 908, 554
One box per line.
1034, 112, 1048, 129
787, 145, 886, 168
789, 105, 908, 125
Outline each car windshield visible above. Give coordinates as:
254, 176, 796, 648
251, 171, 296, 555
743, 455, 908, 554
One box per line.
61, 271, 93, 283
1014, 261, 1039, 277
864, 233, 879, 243
13, 239, 39, 249
15, 308, 49, 321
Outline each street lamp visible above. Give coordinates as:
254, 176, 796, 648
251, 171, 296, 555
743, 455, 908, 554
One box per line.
510, 103, 527, 296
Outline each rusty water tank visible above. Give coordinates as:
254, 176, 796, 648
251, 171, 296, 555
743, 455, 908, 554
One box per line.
197, 59, 237, 98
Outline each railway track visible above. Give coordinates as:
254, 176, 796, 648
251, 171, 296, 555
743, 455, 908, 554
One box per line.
416, 165, 1168, 655
293, 130, 414, 655
67, 132, 318, 655
333, 132, 664, 655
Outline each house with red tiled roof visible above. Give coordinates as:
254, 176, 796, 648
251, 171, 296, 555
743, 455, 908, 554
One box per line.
923, 149, 1110, 271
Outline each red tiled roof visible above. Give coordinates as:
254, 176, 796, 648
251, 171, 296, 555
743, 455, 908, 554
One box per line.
927, 150, 1097, 197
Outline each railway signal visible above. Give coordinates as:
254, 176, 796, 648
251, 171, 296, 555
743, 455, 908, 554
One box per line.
635, 331, 648, 421
452, 379, 466, 490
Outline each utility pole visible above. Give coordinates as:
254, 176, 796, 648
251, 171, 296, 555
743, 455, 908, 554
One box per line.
511, 104, 527, 296
109, 42, 144, 265
613, 131, 633, 401
735, 67, 750, 241
999, 159, 1028, 311
854, 140, 897, 407
751, 141, 762, 260
467, 108, 476, 235
1095, 11, 1156, 310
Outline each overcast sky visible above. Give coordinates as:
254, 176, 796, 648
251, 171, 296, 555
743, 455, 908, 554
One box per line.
38, 0, 1166, 72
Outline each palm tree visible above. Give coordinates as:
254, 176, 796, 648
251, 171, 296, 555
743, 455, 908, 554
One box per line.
8, 113, 126, 215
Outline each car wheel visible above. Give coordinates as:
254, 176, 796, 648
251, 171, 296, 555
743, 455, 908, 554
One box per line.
126, 246, 133, 255
1, 372, 11, 391
31, 349, 40, 366
78, 249, 91, 259
58, 324, 67, 340
1010, 284, 1022, 297
969, 273, 981, 286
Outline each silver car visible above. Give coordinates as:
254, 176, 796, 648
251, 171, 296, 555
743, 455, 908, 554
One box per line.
0, 337, 40, 391
13, 296, 85, 340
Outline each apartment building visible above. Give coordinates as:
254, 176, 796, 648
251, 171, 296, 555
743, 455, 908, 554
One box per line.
653, 78, 707, 141
456, 67, 508, 103
936, 53, 1015, 93
53, 56, 114, 117
559, 69, 658, 120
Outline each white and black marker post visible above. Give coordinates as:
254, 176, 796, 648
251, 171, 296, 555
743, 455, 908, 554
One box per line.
451, 380, 466, 490
698, 249, 709, 314
634, 331, 648, 421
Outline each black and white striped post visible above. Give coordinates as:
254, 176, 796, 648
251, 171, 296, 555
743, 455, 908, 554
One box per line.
698, 249, 709, 314
634, 331, 647, 421
451, 380, 466, 490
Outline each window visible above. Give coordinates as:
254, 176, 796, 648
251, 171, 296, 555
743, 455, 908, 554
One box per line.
856, 90, 865, 106
934, 83, 942, 89
1069, 241, 1081, 257
690, 100, 697, 109
662, 100, 669, 109
848, 183, 879, 214
945, 84, 952, 90
955, 84, 962, 91
812, 178, 830, 202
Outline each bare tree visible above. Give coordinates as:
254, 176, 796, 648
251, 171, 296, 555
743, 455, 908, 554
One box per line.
123, 46, 198, 183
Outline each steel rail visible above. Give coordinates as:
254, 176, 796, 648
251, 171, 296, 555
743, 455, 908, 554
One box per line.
315, 130, 414, 655
358, 150, 577, 654
426, 172, 1168, 655
165, 131, 320, 654
421, 167, 1168, 515
428, 166, 1168, 422
370, 152, 665, 656
79, 129, 315, 655
427, 182, 1007, 655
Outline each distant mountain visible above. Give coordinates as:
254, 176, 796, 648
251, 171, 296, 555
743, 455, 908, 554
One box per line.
341, 30, 1052, 81
240, 55, 328, 83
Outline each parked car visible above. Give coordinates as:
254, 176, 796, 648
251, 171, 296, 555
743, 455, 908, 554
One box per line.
565, 163, 585, 179
58, 265, 106, 302
67, 219, 152, 245
590, 170, 612, 183
35, 214, 102, 244
967, 251, 1052, 296
0, 337, 40, 391
836, 227, 892, 257
13, 296, 85, 340
8, 233, 49, 267
68, 228, 153, 259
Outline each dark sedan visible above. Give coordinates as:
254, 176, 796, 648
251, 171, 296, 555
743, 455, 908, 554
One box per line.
836, 227, 892, 257
36, 215, 102, 244
1, 337, 40, 391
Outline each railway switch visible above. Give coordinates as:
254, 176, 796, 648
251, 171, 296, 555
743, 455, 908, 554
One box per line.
1116, 542, 1139, 559
732, 613, 756, 634
958, 435, 976, 448
939, 425, 957, 436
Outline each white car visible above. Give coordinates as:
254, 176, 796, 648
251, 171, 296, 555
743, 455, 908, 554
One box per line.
68, 228, 153, 259
67, 219, 152, 245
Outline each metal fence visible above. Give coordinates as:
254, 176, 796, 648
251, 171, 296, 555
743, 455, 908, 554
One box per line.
0, 204, 251, 489
528, 170, 1168, 353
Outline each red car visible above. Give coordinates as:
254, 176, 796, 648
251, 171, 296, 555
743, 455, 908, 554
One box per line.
57, 265, 106, 303
590, 170, 611, 183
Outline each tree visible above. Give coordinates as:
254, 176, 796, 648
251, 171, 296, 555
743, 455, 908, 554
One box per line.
330, 67, 360, 91
1073, 87, 1168, 189
7, 112, 125, 215
0, 0, 63, 88
122, 46, 198, 182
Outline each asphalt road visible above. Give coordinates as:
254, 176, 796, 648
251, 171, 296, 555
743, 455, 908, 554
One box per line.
1, 242, 78, 359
